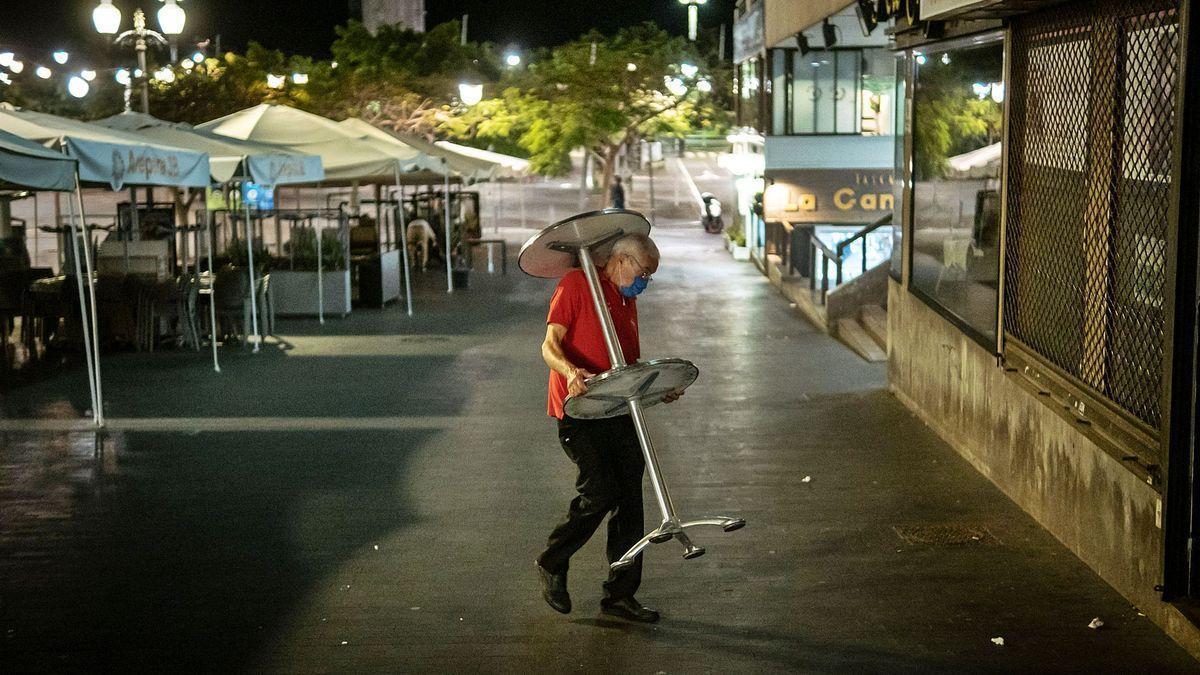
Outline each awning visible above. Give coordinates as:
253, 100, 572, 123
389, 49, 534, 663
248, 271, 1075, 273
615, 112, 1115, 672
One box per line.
946, 142, 1001, 179
338, 118, 495, 183
97, 111, 324, 187
434, 140, 530, 179
0, 105, 210, 190
197, 104, 435, 185
0, 127, 77, 191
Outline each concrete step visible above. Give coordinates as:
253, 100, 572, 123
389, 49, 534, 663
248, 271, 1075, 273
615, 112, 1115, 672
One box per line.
835, 318, 887, 362
860, 304, 888, 351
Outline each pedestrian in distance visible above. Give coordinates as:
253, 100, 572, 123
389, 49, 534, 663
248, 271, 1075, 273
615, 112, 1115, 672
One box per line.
610, 175, 626, 210
535, 233, 682, 624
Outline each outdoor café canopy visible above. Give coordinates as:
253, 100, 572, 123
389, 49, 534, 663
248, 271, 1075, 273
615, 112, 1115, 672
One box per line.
339, 118, 497, 184
0, 127, 77, 191
197, 104, 435, 185
0, 105, 210, 190
96, 111, 324, 186
433, 140, 530, 179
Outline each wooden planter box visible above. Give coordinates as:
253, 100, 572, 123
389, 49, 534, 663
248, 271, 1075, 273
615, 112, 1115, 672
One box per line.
270, 269, 352, 317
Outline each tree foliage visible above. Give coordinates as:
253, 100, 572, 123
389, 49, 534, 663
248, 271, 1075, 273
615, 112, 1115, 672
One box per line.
0, 18, 733, 184
440, 23, 731, 187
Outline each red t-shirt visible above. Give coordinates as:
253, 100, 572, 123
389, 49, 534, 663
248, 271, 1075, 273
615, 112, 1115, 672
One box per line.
546, 269, 640, 418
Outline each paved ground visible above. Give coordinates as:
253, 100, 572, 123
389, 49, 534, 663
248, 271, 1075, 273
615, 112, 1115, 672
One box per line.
1, 159, 1197, 672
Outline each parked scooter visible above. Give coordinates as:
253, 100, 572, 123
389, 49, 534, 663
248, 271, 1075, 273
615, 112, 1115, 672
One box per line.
701, 193, 724, 234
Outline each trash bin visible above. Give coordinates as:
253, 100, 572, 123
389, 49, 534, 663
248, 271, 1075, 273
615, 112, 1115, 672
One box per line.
452, 267, 470, 289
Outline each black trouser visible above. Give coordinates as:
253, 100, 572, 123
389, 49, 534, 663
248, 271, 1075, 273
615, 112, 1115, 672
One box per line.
537, 414, 646, 601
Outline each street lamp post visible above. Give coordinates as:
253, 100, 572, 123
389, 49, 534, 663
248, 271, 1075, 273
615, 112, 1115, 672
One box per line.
93, 1, 186, 114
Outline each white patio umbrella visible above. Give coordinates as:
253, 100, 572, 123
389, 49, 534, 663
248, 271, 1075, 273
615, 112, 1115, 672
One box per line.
0, 129, 95, 421
0, 105, 211, 427
98, 111, 325, 364
200, 105, 440, 314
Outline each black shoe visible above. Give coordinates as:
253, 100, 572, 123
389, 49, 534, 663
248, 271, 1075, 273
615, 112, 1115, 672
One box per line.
535, 561, 571, 614
600, 596, 660, 623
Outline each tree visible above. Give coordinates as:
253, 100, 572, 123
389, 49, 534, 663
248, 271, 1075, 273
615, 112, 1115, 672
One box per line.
441, 23, 731, 194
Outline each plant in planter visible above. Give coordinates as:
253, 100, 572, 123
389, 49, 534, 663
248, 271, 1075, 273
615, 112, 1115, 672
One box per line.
726, 222, 746, 247
220, 238, 272, 272
270, 227, 352, 317
279, 227, 346, 272
724, 222, 750, 261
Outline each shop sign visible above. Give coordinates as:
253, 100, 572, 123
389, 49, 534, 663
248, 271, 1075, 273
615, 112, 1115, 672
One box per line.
764, 168, 895, 222
733, 2, 764, 64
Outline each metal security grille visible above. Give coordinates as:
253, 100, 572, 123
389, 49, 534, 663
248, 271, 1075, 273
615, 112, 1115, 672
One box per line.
1005, 0, 1180, 431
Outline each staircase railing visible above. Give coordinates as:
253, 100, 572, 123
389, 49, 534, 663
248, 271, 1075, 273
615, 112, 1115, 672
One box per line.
809, 213, 894, 304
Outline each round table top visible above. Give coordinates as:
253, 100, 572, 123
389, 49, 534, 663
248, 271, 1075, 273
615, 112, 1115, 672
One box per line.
518, 209, 651, 279
564, 358, 699, 420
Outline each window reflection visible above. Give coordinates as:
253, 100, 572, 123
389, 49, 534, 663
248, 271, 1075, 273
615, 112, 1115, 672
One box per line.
784, 48, 895, 136
909, 39, 1005, 344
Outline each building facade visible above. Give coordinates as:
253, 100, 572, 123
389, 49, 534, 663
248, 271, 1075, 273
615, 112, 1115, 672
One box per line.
734, 0, 900, 294
737, 0, 1200, 656
880, 0, 1200, 657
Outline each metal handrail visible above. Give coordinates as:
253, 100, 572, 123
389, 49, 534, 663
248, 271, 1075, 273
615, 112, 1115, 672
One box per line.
808, 212, 894, 304
835, 213, 894, 260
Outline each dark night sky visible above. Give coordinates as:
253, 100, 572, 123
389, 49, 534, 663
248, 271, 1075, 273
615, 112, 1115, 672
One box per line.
7, 1, 736, 63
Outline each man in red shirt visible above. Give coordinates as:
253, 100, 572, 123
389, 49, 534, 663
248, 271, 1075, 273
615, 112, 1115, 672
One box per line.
534, 233, 680, 623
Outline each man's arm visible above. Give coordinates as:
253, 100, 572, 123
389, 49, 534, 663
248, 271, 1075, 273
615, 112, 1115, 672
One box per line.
542, 323, 593, 397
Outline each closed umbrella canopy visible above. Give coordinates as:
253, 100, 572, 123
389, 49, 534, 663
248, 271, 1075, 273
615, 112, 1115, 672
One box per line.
97, 111, 324, 186
197, 104, 434, 185
434, 140, 530, 179
339, 118, 496, 184
0, 105, 210, 190
0, 127, 76, 191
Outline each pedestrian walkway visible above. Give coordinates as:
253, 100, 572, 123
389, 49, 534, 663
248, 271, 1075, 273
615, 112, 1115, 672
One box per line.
0, 221, 1196, 671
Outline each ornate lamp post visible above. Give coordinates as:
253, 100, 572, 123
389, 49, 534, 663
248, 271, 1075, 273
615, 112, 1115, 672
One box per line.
93, 1, 186, 114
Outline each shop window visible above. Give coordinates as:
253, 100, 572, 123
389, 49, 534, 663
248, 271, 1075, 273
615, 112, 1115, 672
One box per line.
909, 38, 1005, 345
890, 53, 907, 281
739, 58, 763, 131
770, 50, 788, 136
784, 48, 895, 136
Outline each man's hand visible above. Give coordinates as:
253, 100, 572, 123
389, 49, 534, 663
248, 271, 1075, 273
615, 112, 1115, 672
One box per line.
567, 368, 595, 397
662, 388, 685, 404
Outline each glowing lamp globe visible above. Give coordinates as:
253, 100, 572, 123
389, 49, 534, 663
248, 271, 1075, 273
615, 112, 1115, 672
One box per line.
68, 76, 90, 98
458, 82, 483, 106
157, 0, 186, 36
93, 0, 122, 34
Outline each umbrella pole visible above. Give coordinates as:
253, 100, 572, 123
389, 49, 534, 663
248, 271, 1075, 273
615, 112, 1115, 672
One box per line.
394, 166, 413, 316
317, 219, 324, 325
244, 194, 262, 353
207, 208, 220, 372
443, 168, 453, 293
66, 183, 101, 427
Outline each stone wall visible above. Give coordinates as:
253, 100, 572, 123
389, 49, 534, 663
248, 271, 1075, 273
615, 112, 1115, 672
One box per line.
886, 278, 1200, 658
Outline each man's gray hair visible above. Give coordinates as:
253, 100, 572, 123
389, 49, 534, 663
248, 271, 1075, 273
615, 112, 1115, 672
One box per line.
611, 233, 660, 262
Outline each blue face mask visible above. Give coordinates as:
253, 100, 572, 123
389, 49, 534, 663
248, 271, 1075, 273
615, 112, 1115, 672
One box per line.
620, 275, 648, 298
